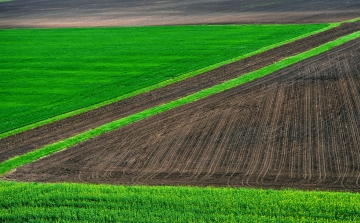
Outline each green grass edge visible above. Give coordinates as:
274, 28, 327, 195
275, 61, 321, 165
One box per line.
1, 30, 359, 176
343, 17, 360, 23
0, 23, 337, 140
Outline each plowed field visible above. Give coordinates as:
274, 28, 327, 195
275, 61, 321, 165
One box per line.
1, 21, 359, 163
7, 38, 360, 192
0, 0, 359, 27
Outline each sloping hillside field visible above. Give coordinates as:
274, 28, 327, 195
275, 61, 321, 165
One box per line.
6, 36, 360, 191
1, 22, 360, 163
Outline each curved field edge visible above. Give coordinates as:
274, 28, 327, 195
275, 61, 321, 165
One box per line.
1, 181, 360, 222
1, 31, 359, 176
0, 23, 335, 140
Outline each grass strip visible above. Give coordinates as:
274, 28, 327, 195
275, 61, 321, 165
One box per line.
1, 181, 360, 222
0, 23, 334, 139
343, 17, 360, 23
1, 31, 359, 175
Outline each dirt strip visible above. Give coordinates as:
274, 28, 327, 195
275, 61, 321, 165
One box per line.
7, 38, 360, 192
0, 21, 359, 163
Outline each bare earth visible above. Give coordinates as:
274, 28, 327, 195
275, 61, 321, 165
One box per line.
7, 38, 360, 192
0, 0, 360, 28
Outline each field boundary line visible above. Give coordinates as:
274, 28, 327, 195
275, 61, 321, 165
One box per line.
0, 23, 337, 140
1, 30, 359, 176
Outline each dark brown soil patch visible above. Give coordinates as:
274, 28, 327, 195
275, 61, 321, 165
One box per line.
6, 38, 360, 192
0, 0, 359, 28
1, 21, 359, 163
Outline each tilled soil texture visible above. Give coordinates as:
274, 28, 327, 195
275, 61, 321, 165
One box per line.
7, 38, 360, 192
0, 0, 359, 28
1, 22, 359, 163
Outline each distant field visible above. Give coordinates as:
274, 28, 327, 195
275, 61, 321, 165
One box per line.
0, 24, 328, 134
1, 0, 359, 27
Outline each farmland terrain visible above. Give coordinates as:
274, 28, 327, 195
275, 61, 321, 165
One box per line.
0, 0, 359, 28
6, 38, 360, 192
1, 22, 359, 163
1, 0, 360, 221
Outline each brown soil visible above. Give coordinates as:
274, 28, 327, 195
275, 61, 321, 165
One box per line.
1, 21, 359, 163
0, 0, 359, 28
7, 38, 360, 192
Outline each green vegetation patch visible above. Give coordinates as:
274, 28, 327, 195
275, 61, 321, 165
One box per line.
0, 24, 329, 136
1, 181, 360, 222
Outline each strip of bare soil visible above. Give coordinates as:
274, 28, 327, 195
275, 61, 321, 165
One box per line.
0, 21, 359, 163
7, 38, 360, 192
0, 0, 359, 28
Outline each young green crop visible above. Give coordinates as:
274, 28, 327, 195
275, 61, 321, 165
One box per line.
1, 181, 360, 222
0, 24, 330, 137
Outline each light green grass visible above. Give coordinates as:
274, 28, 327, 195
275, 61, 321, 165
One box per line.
1, 30, 359, 176
0, 24, 330, 137
343, 17, 360, 23
0, 181, 360, 222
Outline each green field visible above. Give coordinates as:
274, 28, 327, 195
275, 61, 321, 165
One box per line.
1, 181, 360, 222
0, 24, 329, 136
